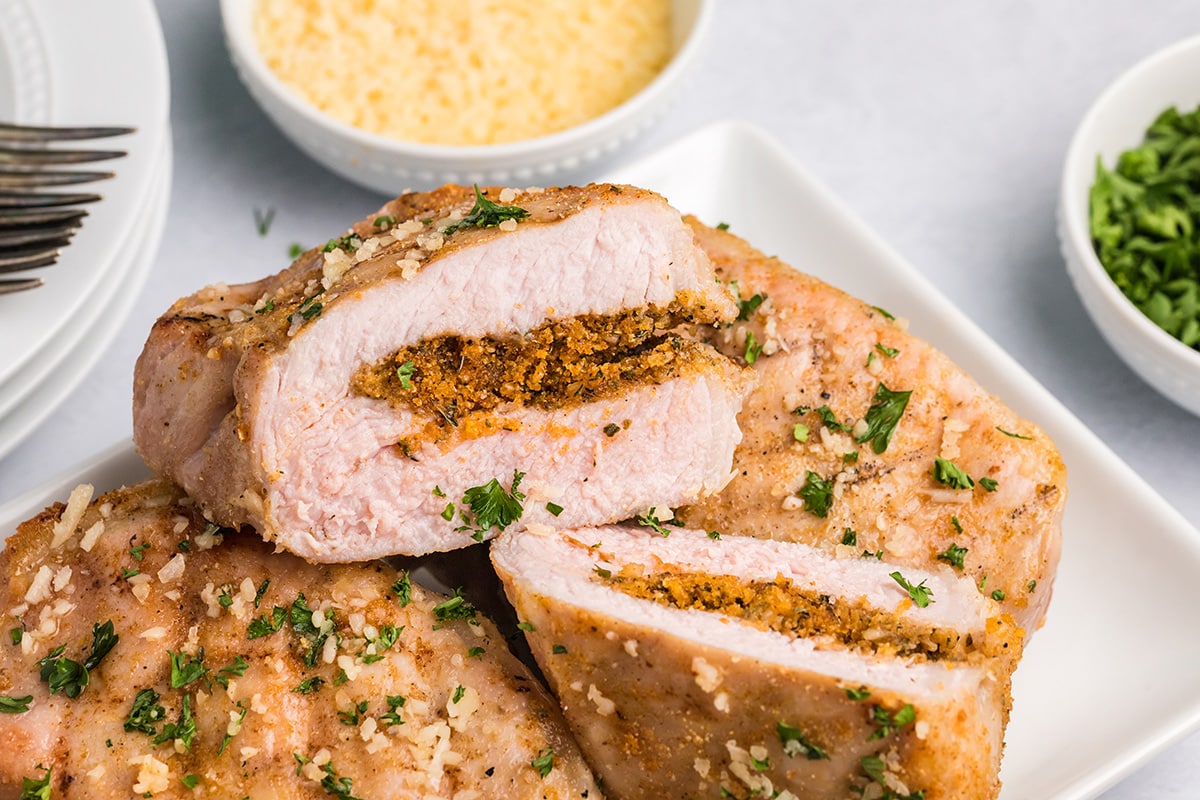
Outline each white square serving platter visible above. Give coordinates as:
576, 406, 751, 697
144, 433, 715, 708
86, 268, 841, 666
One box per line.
3, 121, 1199, 799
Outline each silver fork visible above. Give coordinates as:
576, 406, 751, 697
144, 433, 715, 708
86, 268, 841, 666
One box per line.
0, 122, 134, 296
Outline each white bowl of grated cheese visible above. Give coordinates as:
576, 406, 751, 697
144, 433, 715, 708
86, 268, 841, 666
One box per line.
220, 0, 713, 193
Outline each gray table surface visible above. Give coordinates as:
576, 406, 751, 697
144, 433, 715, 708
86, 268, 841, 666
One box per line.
2, 2, 1198, 796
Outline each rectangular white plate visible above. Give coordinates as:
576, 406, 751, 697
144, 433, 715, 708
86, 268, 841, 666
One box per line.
3, 122, 1199, 799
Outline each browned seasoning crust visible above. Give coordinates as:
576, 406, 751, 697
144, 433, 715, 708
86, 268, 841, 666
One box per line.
678, 218, 1066, 632
0, 480, 600, 799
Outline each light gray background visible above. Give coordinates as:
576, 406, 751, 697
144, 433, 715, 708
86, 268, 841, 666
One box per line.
2, 3, 1198, 796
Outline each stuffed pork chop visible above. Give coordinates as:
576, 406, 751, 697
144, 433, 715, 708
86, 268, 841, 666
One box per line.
492, 523, 1021, 800
0, 480, 600, 799
678, 219, 1066, 632
134, 184, 750, 561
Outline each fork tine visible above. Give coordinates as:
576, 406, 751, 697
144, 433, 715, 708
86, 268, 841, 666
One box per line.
0, 277, 44, 295
0, 122, 135, 142
0, 169, 114, 188
0, 225, 75, 248
0, 146, 127, 166
0, 191, 101, 208
0, 244, 60, 273
0, 207, 88, 228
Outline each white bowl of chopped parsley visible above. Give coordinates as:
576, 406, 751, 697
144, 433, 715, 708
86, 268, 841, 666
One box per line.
1059, 34, 1200, 417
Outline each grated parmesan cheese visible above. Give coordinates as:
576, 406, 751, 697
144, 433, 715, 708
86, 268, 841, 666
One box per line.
255, 0, 672, 146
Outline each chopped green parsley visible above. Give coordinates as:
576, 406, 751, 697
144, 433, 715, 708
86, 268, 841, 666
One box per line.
889, 572, 933, 607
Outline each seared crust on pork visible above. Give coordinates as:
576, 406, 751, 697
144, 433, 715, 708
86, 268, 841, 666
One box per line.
0, 480, 600, 799
492, 524, 1020, 800
133, 184, 750, 561
678, 219, 1066, 631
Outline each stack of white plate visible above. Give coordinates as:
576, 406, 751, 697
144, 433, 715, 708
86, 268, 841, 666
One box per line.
0, 0, 171, 461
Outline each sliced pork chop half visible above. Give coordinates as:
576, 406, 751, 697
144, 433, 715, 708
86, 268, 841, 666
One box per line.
134, 183, 749, 560
0, 480, 600, 799
677, 219, 1066, 632
492, 524, 1022, 800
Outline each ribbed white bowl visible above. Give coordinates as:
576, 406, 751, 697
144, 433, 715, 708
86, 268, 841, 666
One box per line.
220, 0, 712, 193
1058, 34, 1200, 416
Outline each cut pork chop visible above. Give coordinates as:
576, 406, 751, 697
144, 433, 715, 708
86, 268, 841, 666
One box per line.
0, 480, 600, 799
134, 184, 750, 561
492, 523, 1021, 800
677, 219, 1066, 632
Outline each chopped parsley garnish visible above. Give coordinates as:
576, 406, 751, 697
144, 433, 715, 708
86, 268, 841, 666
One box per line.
169, 649, 208, 689
750, 752, 771, 771
841, 528, 858, 546
932, 457, 974, 489
121, 567, 139, 579
391, 572, 412, 607
792, 423, 809, 442
0, 694, 32, 714
130, 543, 150, 561
215, 655, 249, 688
936, 543, 968, 570
716, 221, 731, 231
552, 644, 568, 654
637, 507, 673, 536
457, 471, 525, 541
440, 502, 456, 521
290, 594, 336, 668
798, 471, 834, 518
219, 701, 247, 755
816, 404, 852, 433
844, 686, 871, 701
218, 587, 234, 609
319, 762, 363, 800
374, 214, 397, 229
979, 476, 999, 492
452, 685, 466, 704
545, 501, 564, 517
396, 360, 415, 390
707, 530, 722, 540
322, 232, 363, 253
124, 688, 167, 735
1027, 580, 1038, 593
182, 774, 201, 789
854, 383, 912, 453
602, 422, 621, 437
466, 646, 485, 658
992, 589, 1007, 602
594, 565, 613, 579
735, 291, 766, 321
254, 206, 275, 236
862, 754, 888, 783
843, 450, 859, 464
870, 304, 895, 320
442, 184, 530, 237
517, 621, 536, 632
531, 747, 555, 778
154, 693, 197, 750
874, 342, 900, 358
862, 549, 883, 560
381, 695, 406, 727
339, 700, 369, 726
362, 624, 401, 664
743, 330, 763, 364
432, 589, 478, 625
777, 721, 830, 760
9, 627, 22, 645
869, 702, 917, 740
248, 606, 288, 639
889, 572, 933, 608
254, 579, 270, 608
950, 515, 963, 533
288, 243, 304, 259
37, 620, 118, 698
293, 676, 325, 694
18, 764, 51, 800
996, 426, 1031, 440
297, 295, 323, 321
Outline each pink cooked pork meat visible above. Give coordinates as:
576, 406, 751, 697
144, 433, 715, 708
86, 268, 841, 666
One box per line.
134, 184, 750, 561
